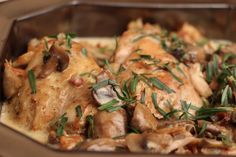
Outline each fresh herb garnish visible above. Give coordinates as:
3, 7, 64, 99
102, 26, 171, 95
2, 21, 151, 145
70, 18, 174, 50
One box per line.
195, 107, 232, 120
140, 89, 146, 104
206, 62, 213, 83
163, 64, 183, 85
130, 74, 139, 93
128, 126, 141, 134
65, 33, 77, 50
98, 99, 120, 112
56, 113, 68, 136
213, 54, 219, 76
75, 105, 82, 119
149, 77, 175, 93
151, 92, 168, 118
198, 121, 207, 136
86, 115, 94, 138
104, 59, 115, 75
178, 100, 195, 120
28, 70, 36, 94
81, 48, 87, 57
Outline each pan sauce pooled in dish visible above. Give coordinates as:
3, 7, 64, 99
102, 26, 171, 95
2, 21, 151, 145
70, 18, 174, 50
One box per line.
1, 19, 236, 154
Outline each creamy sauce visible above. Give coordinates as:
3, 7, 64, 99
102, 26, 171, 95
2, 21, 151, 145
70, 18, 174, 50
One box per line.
0, 102, 49, 143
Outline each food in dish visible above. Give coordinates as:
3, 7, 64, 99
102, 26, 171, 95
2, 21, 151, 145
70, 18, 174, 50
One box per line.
1, 19, 236, 154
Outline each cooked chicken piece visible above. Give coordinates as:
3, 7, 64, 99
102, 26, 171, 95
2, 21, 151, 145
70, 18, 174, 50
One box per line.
3, 61, 26, 98
12, 51, 35, 67
114, 21, 203, 119
131, 103, 157, 132
94, 109, 127, 138
79, 138, 125, 151
178, 23, 204, 44
189, 63, 212, 98
5, 35, 101, 130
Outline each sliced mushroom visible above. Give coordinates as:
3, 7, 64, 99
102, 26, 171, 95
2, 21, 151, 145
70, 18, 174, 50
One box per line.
39, 44, 69, 78
189, 63, 212, 98
94, 108, 127, 138
126, 132, 199, 154
131, 103, 157, 132
79, 138, 117, 151
92, 71, 122, 106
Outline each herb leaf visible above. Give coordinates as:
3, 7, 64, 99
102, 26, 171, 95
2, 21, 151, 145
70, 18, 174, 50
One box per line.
98, 99, 119, 112
151, 92, 168, 118
149, 77, 175, 93
75, 105, 82, 119
86, 115, 94, 138
56, 113, 68, 136
28, 70, 36, 94
81, 48, 87, 57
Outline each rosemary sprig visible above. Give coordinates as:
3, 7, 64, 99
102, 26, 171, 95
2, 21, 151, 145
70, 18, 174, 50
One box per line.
98, 99, 120, 112
198, 121, 207, 136
56, 113, 68, 137
81, 48, 87, 57
140, 89, 146, 104
149, 77, 175, 94
75, 105, 82, 119
86, 115, 94, 138
130, 74, 139, 93
163, 63, 183, 84
195, 107, 233, 120
28, 70, 36, 94
151, 92, 168, 118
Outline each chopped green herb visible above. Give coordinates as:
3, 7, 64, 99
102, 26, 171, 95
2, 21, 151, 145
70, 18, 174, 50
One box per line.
179, 100, 194, 120
151, 92, 168, 118
104, 59, 115, 75
140, 89, 146, 104
48, 34, 58, 38
86, 115, 94, 138
128, 126, 141, 134
206, 62, 212, 83
195, 107, 232, 120
164, 64, 183, 84
75, 105, 82, 119
43, 39, 49, 51
81, 48, 87, 57
176, 64, 186, 77
149, 77, 175, 93
56, 113, 68, 136
28, 70, 36, 94
65, 33, 77, 49
66, 34, 72, 49
198, 121, 207, 136
213, 55, 219, 76
221, 85, 229, 105
130, 74, 139, 93
98, 99, 119, 111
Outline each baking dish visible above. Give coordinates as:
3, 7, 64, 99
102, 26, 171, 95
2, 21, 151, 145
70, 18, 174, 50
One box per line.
1, 0, 236, 156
